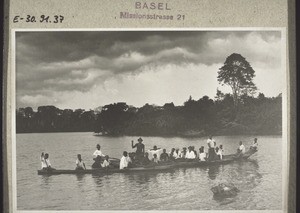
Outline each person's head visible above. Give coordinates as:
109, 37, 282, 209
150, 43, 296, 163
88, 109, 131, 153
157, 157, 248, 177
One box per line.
199, 148, 203, 153
219, 145, 223, 149
183, 147, 187, 151
153, 145, 157, 150
145, 152, 149, 158
209, 135, 212, 139
96, 144, 100, 150
191, 146, 195, 150
123, 151, 128, 157
153, 154, 157, 158
171, 148, 175, 152
163, 148, 166, 153
188, 146, 192, 151
44, 153, 49, 159
239, 141, 243, 145
254, 138, 257, 142
105, 155, 109, 160
41, 152, 44, 156
77, 154, 81, 160
138, 137, 143, 143
215, 147, 219, 152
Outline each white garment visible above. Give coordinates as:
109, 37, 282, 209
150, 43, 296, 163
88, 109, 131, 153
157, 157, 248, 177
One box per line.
175, 151, 181, 159
207, 139, 216, 148
101, 160, 110, 167
93, 149, 105, 157
239, 144, 246, 154
216, 150, 223, 160
186, 151, 196, 159
119, 156, 131, 169
252, 142, 258, 148
147, 149, 163, 160
199, 152, 206, 161
76, 159, 85, 168
41, 156, 45, 169
41, 158, 51, 168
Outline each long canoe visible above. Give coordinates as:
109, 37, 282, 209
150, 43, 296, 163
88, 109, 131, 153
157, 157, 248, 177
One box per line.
37, 148, 257, 175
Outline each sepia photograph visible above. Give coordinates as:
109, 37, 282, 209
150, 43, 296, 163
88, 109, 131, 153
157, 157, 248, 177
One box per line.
13, 30, 286, 211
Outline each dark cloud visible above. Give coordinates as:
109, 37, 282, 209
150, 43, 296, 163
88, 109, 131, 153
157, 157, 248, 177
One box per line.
16, 30, 282, 108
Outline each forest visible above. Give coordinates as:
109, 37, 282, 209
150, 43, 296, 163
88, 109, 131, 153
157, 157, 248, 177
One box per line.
16, 53, 282, 136
16, 92, 282, 136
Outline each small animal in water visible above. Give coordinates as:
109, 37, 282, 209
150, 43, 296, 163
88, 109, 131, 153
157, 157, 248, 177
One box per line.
211, 183, 239, 197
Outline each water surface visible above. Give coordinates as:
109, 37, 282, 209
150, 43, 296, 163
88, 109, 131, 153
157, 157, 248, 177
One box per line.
16, 133, 282, 210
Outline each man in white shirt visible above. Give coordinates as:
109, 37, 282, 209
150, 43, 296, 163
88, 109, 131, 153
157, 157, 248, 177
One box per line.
207, 135, 216, 161
198, 147, 206, 161
147, 146, 163, 160
41, 153, 55, 170
93, 144, 106, 158
120, 151, 131, 169
239, 141, 246, 154
186, 146, 196, 159
101, 155, 110, 168
250, 138, 258, 150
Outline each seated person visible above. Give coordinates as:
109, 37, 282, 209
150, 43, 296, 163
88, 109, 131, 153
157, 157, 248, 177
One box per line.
41, 153, 55, 170
199, 146, 206, 161
169, 148, 176, 160
250, 138, 258, 150
120, 151, 132, 169
101, 155, 111, 168
180, 147, 187, 158
185, 146, 196, 160
175, 148, 181, 159
76, 154, 86, 170
215, 147, 223, 160
142, 152, 151, 165
238, 141, 246, 154
148, 145, 163, 160
219, 145, 224, 154
92, 155, 102, 168
93, 144, 106, 160
152, 154, 159, 164
160, 149, 169, 161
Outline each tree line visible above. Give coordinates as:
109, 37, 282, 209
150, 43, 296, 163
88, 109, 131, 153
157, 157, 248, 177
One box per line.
16, 92, 282, 136
16, 53, 282, 136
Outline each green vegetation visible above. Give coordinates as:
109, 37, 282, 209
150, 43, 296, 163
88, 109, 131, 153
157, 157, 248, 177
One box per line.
16, 92, 282, 136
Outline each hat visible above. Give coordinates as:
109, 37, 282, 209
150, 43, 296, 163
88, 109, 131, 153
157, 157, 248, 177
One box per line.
138, 137, 143, 142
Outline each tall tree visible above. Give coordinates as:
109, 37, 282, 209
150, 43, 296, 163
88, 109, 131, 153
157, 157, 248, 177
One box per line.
217, 53, 257, 107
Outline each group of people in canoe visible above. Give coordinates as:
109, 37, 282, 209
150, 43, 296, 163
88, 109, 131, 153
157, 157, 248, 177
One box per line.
40, 136, 258, 171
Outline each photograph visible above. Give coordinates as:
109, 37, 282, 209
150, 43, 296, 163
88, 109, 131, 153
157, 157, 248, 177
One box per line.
14, 30, 286, 211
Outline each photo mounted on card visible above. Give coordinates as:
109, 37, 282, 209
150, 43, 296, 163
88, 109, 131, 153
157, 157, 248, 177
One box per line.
4, 0, 295, 212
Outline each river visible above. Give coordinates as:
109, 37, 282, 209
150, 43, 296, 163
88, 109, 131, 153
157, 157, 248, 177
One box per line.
16, 133, 282, 210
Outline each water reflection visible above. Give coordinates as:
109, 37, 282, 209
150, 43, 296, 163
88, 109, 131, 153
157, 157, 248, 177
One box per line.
207, 165, 221, 180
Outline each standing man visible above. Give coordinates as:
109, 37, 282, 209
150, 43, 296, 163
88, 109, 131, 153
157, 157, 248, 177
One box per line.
131, 137, 145, 161
207, 135, 216, 161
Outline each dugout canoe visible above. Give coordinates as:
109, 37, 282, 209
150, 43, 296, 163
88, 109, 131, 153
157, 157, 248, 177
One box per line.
37, 148, 257, 175
38, 164, 174, 175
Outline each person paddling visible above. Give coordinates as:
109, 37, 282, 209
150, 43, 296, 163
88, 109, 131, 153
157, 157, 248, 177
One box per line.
131, 137, 145, 161
76, 154, 86, 170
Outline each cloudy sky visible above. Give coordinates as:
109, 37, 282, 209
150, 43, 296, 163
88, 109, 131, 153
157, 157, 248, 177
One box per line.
16, 30, 283, 110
